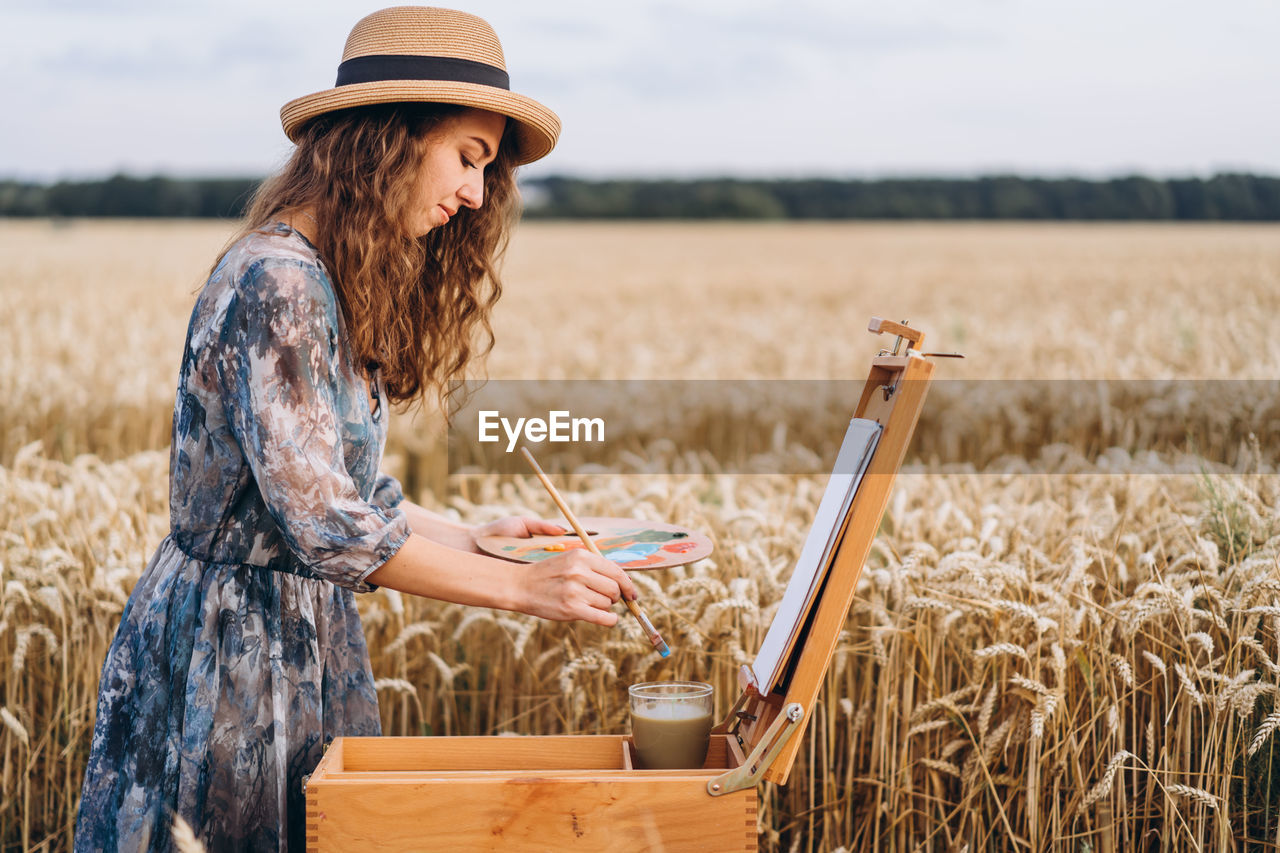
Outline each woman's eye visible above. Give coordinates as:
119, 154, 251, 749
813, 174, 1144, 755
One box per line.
461, 156, 477, 169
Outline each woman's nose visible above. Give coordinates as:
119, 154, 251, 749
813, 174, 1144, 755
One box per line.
458, 172, 485, 209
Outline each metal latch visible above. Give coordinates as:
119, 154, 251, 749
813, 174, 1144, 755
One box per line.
707, 703, 805, 796
717, 689, 758, 745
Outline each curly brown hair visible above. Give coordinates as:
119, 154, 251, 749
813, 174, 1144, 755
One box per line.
229, 102, 520, 414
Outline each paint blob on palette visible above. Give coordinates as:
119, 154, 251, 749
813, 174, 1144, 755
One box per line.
476, 517, 713, 571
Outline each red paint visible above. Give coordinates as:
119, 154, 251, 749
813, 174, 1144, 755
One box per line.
662, 541, 698, 554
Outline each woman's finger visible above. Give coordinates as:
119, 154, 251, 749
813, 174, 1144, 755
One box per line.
577, 605, 619, 627
585, 557, 638, 602
526, 518, 568, 536
577, 563, 623, 603
578, 588, 615, 614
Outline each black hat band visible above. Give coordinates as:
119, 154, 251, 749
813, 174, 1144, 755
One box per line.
336, 54, 511, 90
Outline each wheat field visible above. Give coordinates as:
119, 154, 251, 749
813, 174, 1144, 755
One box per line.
2, 218, 1279, 851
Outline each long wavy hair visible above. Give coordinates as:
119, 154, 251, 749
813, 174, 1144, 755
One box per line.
228, 102, 520, 415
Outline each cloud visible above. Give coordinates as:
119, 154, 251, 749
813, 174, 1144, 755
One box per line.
508, 2, 1003, 106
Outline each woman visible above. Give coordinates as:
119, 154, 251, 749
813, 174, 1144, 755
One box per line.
75, 8, 637, 851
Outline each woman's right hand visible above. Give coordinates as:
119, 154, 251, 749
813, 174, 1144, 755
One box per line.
513, 550, 640, 626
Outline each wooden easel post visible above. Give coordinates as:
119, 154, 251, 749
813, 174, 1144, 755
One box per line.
765, 347, 934, 782
714, 318, 940, 787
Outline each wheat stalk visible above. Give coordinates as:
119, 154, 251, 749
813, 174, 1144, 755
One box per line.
1082, 750, 1135, 807
1165, 784, 1220, 810
1249, 710, 1280, 757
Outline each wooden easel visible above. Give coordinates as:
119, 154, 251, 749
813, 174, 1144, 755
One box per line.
710, 317, 939, 790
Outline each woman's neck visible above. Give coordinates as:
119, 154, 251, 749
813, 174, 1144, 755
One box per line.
281, 208, 320, 245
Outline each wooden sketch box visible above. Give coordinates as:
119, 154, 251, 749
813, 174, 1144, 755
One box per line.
306, 319, 940, 852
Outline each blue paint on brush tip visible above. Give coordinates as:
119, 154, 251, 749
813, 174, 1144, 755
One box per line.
658, 644, 671, 658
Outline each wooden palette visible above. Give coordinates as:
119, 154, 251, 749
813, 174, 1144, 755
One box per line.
477, 517, 713, 571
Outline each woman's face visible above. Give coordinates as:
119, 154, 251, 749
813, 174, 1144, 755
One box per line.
409, 108, 507, 237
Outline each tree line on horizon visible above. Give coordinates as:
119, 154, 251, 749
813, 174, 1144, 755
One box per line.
0, 172, 1277, 220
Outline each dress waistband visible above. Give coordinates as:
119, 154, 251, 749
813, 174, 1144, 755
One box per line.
168, 533, 324, 582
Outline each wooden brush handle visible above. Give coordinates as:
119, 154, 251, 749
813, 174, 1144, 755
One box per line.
519, 447, 670, 656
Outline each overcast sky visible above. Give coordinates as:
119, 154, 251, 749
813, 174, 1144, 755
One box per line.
3, 0, 1276, 181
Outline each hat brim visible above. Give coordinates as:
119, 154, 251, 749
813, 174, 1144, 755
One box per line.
280, 80, 560, 166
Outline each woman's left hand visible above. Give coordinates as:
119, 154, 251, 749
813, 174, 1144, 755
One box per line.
470, 516, 567, 551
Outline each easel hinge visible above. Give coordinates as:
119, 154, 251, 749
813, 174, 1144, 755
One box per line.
714, 683, 758, 738
707, 703, 804, 796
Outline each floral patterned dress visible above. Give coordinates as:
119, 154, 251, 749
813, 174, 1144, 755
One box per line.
75, 223, 411, 852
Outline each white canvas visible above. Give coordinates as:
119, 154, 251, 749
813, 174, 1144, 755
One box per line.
750, 417, 882, 694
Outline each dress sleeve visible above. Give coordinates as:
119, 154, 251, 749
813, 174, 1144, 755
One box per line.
213, 257, 411, 591
370, 472, 407, 512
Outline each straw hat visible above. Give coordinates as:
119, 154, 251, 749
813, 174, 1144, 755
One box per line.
280, 7, 560, 165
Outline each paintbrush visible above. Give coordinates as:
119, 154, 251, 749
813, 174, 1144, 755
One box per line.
520, 446, 671, 658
